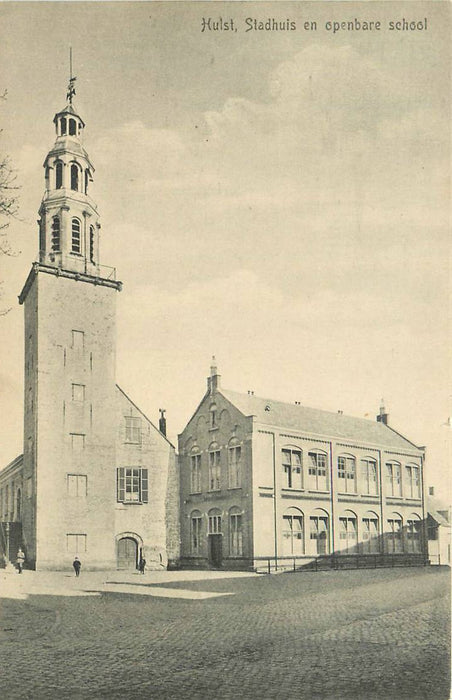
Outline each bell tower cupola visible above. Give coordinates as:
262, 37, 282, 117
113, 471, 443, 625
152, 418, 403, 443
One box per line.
38, 68, 101, 275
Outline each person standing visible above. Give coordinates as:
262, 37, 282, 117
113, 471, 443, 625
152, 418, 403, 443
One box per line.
16, 547, 25, 574
73, 556, 81, 577
139, 557, 146, 574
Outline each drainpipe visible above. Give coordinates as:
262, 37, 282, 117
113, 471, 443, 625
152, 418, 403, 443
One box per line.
329, 441, 335, 555
272, 432, 278, 571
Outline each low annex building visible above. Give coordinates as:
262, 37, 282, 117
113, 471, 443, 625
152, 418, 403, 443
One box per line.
0, 80, 179, 571
178, 361, 426, 570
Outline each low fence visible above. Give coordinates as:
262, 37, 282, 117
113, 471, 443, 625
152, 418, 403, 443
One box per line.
254, 553, 428, 574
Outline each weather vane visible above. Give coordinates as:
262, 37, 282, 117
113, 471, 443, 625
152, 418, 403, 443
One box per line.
66, 47, 76, 104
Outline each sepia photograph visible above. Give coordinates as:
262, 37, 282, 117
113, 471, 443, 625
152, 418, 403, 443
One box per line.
0, 1, 450, 698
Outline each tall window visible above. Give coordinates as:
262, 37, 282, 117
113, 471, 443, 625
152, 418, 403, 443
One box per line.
51, 216, 61, 251
55, 161, 63, 189
361, 458, 378, 495
67, 474, 88, 497
208, 509, 222, 534
210, 404, 217, 429
117, 468, 148, 503
337, 455, 356, 493
387, 515, 403, 553
208, 446, 221, 491
405, 465, 421, 499
71, 433, 85, 451
310, 513, 329, 555
386, 462, 402, 497
362, 513, 379, 553
282, 508, 304, 555
70, 163, 79, 191
66, 533, 87, 554
125, 416, 142, 444
190, 451, 202, 493
282, 448, 302, 489
190, 510, 202, 554
69, 118, 77, 136
228, 443, 241, 488
85, 170, 90, 194
71, 218, 81, 253
72, 329, 84, 350
229, 507, 243, 556
72, 383, 85, 402
89, 225, 95, 263
61, 118, 67, 135
406, 516, 421, 553
308, 451, 328, 491
339, 513, 358, 553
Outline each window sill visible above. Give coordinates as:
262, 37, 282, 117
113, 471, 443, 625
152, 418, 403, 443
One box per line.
189, 491, 202, 496
208, 427, 219, 432
124, 441, 142, 446
117, 501, 145, 506
69, 252, 83, 257
308, 490, 330, 495
227, 486, 242, 491
207, 489, 221, 493
281, 488, 305, 493
338, 492, 359, 497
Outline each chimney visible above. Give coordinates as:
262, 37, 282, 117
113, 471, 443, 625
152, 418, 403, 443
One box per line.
376, 399, 389, 425
208, 355, 221, 394
159, 408, 167, 436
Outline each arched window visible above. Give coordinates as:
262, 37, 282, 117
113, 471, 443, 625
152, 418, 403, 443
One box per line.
406, 514, 422, 553
51, 216, 60, 252
89, 225, 95, 263
85, 170, 90, 194
190, 510, 202, 554
308, 450, 328, 491
282, 446, 302, 489
229, 506, 243, 556
69, 118, 77, 136
208, 442, 220, 491
310, 509, 329, 555
209, 403, 217, 429
361, 457, 378, 495
282, 507, 304, 556
228, 438, 241, 489
55, 161, 63, 189
16, 489, 21, 521
386, 513, 403, 553
337, 454, 356, 493
405, 464, 421, 499
339, 510, 358, 553
190, 447, 201, 494
61, 117, 67, 135
386, 461, 402, 497
71, 218, 81, 253
70, 163, 79, 191
362, 511, 379, 554
208, 508, 222, 534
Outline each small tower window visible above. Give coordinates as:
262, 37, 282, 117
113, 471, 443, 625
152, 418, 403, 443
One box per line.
85, 170, 89, 194
71, 164, 79, 191
69, 118, 77, 136
89, 225, 95, 263
71, 218, 81, 253
61, 118, 67, 135
51, 216, 61, 252
55, 161, 63, 189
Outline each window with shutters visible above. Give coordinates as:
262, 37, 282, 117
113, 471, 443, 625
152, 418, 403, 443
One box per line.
117, 468, 148, 504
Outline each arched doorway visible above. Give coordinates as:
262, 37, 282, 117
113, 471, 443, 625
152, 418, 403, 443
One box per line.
117, 537, 138, 570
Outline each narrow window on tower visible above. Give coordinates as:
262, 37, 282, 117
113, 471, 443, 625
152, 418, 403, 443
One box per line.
69, 119, 77, 136
51, 216, 61, 252
71, 218, 81, 253
72, 384, 85, 402
89, 225, 95, 263
85, 170, 89, 194
55, 161, 63, 189
70, 164, 79, 191
71, 330, 84, 350
61, 117, 67, 135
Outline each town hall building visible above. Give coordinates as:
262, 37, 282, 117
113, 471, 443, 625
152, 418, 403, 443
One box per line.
0, 80, 179, 570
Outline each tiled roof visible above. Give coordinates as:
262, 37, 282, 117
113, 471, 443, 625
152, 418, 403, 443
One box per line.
221, 389, 421, 453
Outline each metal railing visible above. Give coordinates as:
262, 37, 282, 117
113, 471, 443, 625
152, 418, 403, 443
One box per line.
254, 553, 428, 574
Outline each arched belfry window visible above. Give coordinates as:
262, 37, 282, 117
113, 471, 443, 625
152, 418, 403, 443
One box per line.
71, 164, 79, 191
69, 118, 77, 136
55, 161, 63, 189
71, 218, 81, 253
61, 117, 67, 135
85, 170, 89, 194
51, 216, 61, 252
89, 225, 95, 263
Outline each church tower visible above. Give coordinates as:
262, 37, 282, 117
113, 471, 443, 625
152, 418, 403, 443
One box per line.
19, 75, 122, 569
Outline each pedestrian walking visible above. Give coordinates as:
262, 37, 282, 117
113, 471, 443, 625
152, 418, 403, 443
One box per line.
16, 547, 25, 574
73, 556, 81, 577
139, 557, 146, 574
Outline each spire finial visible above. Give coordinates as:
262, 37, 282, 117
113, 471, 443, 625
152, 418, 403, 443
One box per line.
67, 47, 76, 104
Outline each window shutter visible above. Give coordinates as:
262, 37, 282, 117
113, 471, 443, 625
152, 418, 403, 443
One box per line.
141, 469, 148, 503
117, 468, 125, 502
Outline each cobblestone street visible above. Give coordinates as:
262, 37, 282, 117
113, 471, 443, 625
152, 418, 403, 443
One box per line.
0, 566, 450, 700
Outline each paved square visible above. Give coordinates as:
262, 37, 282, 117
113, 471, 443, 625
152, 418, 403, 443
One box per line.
0, 567, 449, 699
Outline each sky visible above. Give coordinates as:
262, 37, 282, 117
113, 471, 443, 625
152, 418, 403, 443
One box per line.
0, 2, 450, 500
